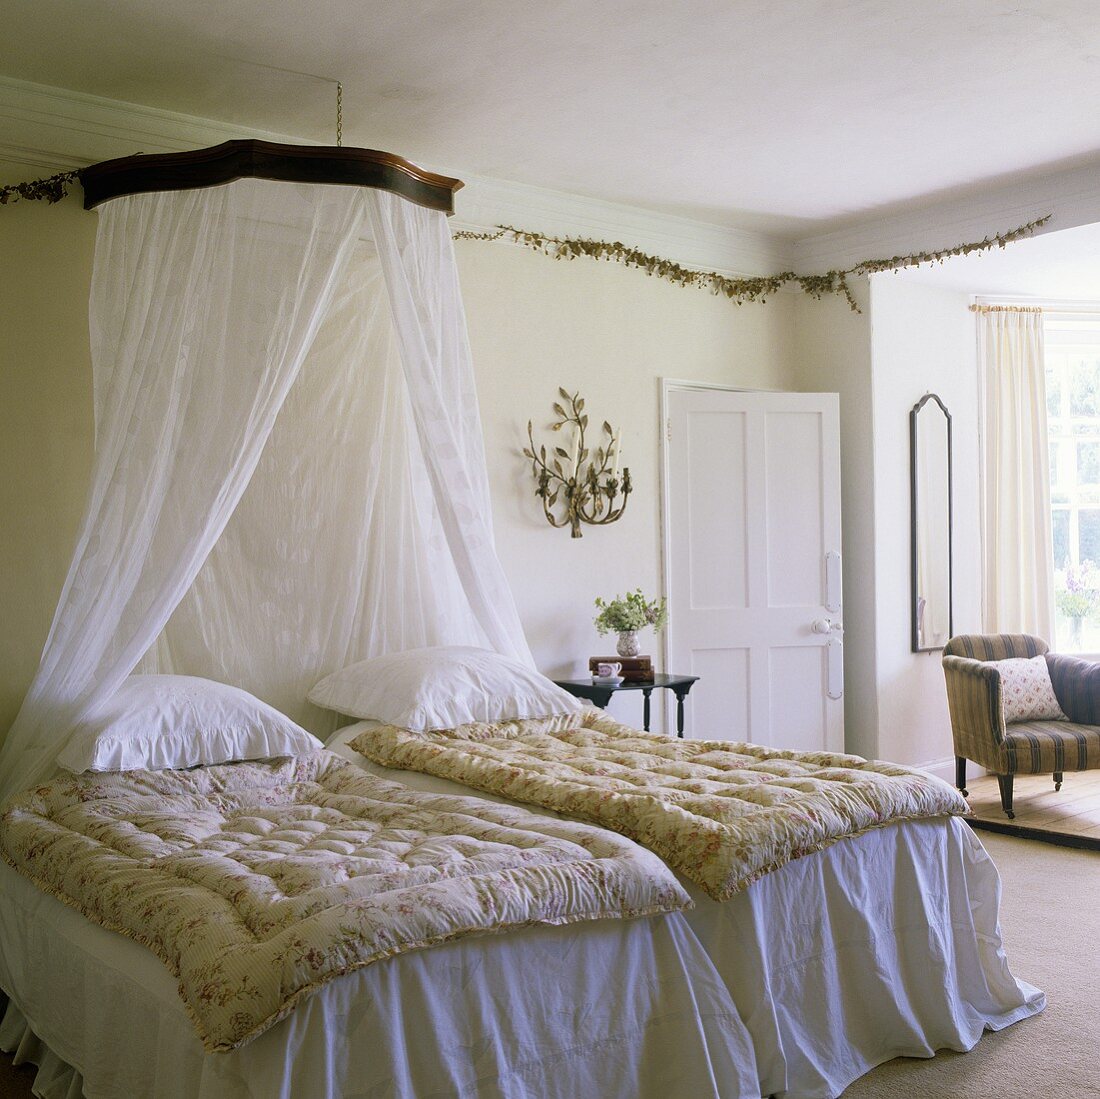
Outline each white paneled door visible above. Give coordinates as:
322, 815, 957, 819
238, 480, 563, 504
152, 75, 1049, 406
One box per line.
664, 387, 843, 751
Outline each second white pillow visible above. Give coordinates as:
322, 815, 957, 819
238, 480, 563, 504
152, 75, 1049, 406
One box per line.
308, 646, 583, 731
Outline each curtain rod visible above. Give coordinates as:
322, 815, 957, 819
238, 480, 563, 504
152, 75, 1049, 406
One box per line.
971, 295, 1100, 314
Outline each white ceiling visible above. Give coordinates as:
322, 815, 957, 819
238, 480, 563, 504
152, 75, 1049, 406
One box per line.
4, 0, 1100, 236
894, 221, 1100, 298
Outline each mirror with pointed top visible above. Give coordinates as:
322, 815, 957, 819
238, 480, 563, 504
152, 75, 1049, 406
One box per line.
911, 394, 953, 652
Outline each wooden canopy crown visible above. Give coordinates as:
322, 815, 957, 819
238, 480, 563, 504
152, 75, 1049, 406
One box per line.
79, 140, 463, 213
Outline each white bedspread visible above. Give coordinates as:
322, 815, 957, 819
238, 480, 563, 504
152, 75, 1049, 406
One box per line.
329, 724, 1046, 1099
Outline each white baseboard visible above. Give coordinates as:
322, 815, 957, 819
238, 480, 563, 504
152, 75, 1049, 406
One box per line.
917, 756, 986, 784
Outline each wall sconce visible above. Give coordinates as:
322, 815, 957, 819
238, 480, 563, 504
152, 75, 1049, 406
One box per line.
523, 389, 631, 538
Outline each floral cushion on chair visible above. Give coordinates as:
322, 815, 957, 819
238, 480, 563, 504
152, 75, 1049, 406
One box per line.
989, 655, 1067, 723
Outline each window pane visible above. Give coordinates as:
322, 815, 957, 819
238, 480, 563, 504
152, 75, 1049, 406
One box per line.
1070, 360, 1100, 417
1080, 509, 1100, 565
1053, 510, 1071, 569
1047, 365, 1062, 418
1045, 325, 1100, 639
1051, 510, 1069, 572
1078, 441, 1100, 485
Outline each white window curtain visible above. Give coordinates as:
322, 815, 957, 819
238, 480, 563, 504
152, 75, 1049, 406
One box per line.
977, 306, 1056, 640
1, 178, 531, 798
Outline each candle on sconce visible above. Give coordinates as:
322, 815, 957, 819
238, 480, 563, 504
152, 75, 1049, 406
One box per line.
612, 428, 622, 480
570, 424, 581, 480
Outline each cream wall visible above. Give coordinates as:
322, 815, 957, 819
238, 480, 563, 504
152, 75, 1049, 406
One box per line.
792, 279, 879, 758
868, 275, 979, 769
0, 194, 798, 737
792, 274, 981, 771
458, 242, 798, 681
0, 194, 95, 734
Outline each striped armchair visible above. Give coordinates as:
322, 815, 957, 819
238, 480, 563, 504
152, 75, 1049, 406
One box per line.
943, 634, 1100, 818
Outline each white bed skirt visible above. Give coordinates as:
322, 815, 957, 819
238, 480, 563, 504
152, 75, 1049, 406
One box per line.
328, 730, 1046, 1098
0, 1002, 84, 1099
0, 859, 760, 1099
682, 816, 1045, 1097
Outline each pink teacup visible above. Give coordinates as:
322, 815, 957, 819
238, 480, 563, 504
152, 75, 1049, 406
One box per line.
596, 662, 622, 678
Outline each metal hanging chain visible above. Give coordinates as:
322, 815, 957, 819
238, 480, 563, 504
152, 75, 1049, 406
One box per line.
336, 82, 343, 147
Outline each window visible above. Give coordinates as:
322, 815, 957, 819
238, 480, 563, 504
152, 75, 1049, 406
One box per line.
1045, 317, 1100, 652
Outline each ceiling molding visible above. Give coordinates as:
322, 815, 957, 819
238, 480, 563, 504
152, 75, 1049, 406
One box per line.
0, 75, 308, 168
0, 141, 86, 173
793, 160, 1100, 273
0, 74, 791, 276
450, 173, 793, 275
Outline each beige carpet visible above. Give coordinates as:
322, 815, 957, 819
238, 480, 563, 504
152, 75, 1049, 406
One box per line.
0, 832, 1094, 1099
842, 830, 1100, 1097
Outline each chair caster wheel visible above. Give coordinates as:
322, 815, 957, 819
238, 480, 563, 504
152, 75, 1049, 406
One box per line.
959, 787, 969, 797
1005, 810, 1015, 820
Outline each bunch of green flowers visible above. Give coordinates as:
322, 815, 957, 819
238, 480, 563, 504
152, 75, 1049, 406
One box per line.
593, 589, 669, 635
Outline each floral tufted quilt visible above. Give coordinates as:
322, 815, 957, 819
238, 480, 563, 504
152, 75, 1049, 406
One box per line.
349, 709, 969, 901
0, 752, 688, 1052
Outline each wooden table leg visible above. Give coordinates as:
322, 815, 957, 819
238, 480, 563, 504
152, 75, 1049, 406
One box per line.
642, 688, 653, 731
671, 688, 691, 738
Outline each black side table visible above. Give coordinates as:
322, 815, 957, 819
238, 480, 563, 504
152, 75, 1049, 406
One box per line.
554, 674, 700, 737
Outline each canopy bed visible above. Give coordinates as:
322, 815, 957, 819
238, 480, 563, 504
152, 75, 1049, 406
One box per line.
324, 675, 1044, 1099
0, 142, 762, 1099
0, 141, 1042, 1099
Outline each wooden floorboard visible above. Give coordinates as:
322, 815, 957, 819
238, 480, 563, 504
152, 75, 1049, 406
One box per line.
964, 770, 1100, 849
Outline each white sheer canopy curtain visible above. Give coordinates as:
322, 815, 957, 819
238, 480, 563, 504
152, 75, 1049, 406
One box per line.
978, 306, 1056, 640
151, 188, 533, 733
1, 178, 530, 799
370, 194, 532, 661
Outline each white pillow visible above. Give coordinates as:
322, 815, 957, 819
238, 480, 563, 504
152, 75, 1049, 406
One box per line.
307, 646, 583, 731
57, 675, 323, 774
990, 656, 1067, 723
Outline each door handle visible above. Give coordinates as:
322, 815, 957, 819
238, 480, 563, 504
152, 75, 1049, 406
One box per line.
828, 638, 843, 699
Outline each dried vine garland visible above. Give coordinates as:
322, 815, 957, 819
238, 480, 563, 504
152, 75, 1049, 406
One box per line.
0, 169, 80, 206
1, 166, 1051, 312
455, 215, 1052, 311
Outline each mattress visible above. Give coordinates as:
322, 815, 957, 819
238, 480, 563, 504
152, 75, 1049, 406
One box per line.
330, 723, 1046, 1099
